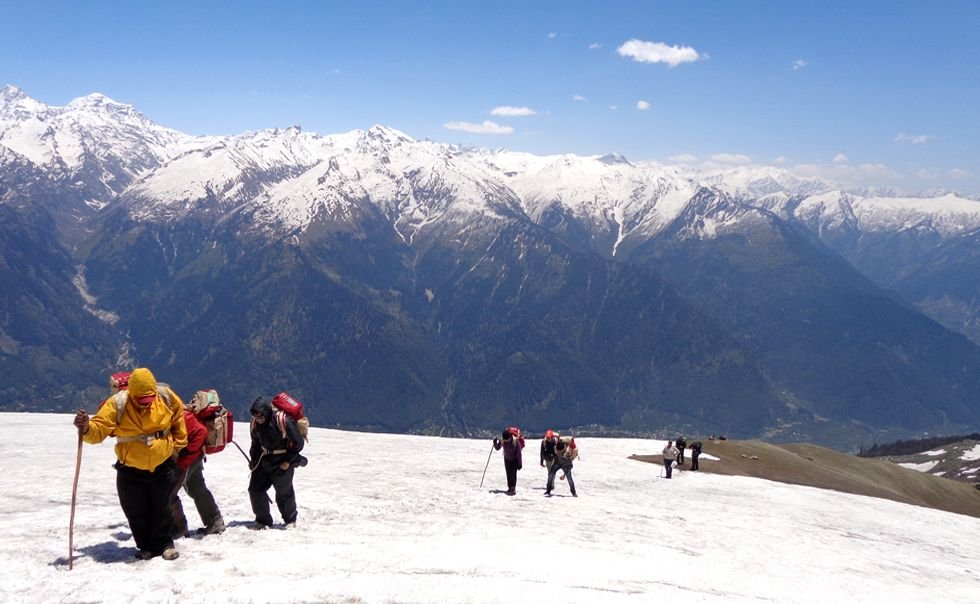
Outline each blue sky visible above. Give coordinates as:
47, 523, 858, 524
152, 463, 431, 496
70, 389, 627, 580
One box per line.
2, 1, 978, 193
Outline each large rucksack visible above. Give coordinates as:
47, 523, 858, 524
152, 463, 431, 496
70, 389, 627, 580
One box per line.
272, 391, 309, 446
558, 436, 579, 461
188, 389, 234, 454
109, 371, 131, 392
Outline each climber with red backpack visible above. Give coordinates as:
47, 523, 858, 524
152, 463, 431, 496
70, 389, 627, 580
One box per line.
247, 393, 308, 529
492, 426, 525, 496
73, 367, 187, 561
170, 396, 226, 537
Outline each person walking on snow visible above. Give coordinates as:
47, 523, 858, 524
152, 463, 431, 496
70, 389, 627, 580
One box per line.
171, 408, 225, 537
493, 427, 525, 495
540, 429, 559, 472
662, 440, 679, 479
248, 396, 306, 529
545, 436, 578, 497
690, 440, 703, 471
73, 367, 187, 561
675, 436, 687, 466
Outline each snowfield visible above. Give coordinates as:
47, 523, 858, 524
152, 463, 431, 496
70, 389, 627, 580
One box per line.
2, 413, 979, 603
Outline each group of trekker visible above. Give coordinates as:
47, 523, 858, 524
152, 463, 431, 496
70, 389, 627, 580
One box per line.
72, 367, 703, 560
491, 427, 579, 497
660, 436, 703, 478
72, 367, 307, 561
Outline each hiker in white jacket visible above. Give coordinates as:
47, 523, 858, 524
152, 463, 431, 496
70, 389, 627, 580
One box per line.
662, 441, 680, 479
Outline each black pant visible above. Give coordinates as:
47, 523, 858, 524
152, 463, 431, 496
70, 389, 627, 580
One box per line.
249, 465, 297, 525
115, 458, 178, 554
691, 452, 700, 471
664, 459, 674, 478
678, 448, 686, 464
503, 459, 519, 491
546, 461, 576, 495
184, 457, 223, 528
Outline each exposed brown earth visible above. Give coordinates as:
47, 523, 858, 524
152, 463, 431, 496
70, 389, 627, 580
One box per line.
630, 439, 980, 519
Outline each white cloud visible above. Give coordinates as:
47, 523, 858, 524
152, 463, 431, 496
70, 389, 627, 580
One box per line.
573, 94, 587, 102
792, 59, 808, 70
773, 156, 789, 165
548, 32, 558, 39
609, 105, 618, 111
617, 39, 701, 67
948, 168, 973, 179
894, 133, 934, 144
443, 121, 514, 135
916, 169, 936, 179
711, 153, 752, 165
832, 153, 848, 164
589, 43, 602, 50
668, 153, 698, 163
490, 106, 537, 117
636, 100, 651, 110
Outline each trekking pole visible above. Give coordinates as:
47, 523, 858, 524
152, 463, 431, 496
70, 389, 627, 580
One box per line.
231, 440, 251, 464
479, 443, 495, 488
68, 430, 83, 570
231, 440, 274, 505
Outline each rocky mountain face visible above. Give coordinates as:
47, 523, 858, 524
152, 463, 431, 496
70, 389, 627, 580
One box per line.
2, 86, 979, 448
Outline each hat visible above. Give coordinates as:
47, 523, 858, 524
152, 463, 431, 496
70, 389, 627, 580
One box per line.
128, 368, 159, 405
545, 429, 554, 439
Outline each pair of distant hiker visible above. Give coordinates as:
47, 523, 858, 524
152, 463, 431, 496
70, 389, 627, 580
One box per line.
492, 427, 579, 497
661, 438, 703, 478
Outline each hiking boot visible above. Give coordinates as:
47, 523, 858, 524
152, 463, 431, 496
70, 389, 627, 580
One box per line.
544, 489, 552, 496
505, 489, 516, 496
133, 550, 155, 560
284, 522, 297, 530
162, 547, 179, 561
248, 522, 270, 531
197, 519, 226, 535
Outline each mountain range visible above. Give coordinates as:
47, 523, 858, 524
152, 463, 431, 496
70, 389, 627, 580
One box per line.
2, 84, 979, 448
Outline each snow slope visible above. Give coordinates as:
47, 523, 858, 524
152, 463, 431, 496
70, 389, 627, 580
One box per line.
2, 413, 979, 603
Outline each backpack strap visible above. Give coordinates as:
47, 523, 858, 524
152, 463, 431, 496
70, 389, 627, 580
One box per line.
115, 385, 176, 446
262, 411, 289, 454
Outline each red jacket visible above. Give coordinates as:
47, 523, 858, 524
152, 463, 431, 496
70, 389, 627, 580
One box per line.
176, 410, 207, 469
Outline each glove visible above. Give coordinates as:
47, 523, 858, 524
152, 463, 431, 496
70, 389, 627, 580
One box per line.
73, 410, 89, 435
540, 462, 545, 467
493, 438, 499, 447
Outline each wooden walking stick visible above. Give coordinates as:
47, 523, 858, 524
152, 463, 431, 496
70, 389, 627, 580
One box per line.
69, 430, 83, 570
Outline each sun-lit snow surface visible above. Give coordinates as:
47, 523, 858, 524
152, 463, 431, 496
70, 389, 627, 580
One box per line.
3, 413, 980, 603
963, 444, 980, 462
898, 460, 941, 472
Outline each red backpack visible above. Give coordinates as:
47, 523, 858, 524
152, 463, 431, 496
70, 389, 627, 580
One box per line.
109, 371, 131, 392
272, 392, 309, 444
